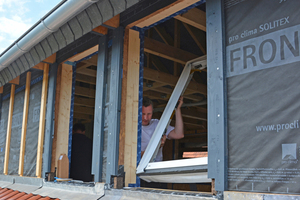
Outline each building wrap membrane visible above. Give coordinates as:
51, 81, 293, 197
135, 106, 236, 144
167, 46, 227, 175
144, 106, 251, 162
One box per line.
225, 0, 300, 194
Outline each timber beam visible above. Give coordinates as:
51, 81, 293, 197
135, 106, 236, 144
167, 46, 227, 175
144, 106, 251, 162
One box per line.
174, 8, 206, 32
74, 86, 95, 98
144, 37, 198, 65
143, 67, 207, 95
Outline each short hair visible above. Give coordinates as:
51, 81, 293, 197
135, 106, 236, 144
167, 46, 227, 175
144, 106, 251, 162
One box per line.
73, 123, 85, 132
143, 97, 153, 108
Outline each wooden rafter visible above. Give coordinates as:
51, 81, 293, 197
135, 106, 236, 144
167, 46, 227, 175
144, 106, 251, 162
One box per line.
174, 8, 206, 32
73, 113, 92, 121
143, 67, 207, 95
182, 22, 206, 54
129, 0, 200, 28
76, 68, 96, 78
74, 97, 95, 108
75, 86, 95, 98
74, 105, 94, 115
143, 82, 166, 91
154, 25, 173, 46
76, 74, 96, 85
144, 37, 198, 65
144, 85, 204, 101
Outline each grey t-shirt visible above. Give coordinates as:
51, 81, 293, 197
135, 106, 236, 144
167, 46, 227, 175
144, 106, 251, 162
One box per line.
142, 119, 174, 161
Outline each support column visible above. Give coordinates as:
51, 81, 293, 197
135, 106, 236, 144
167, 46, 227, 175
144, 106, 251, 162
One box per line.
36, 63, 50, 178
207, 0, 227, 192
51, 63, 73, 172
42, 63, 58, 177
122, 29, 140, 186
106, 27, 124, 184
3, 84, 15, 175
92, 35, 108, 182
19, 72, 31, 176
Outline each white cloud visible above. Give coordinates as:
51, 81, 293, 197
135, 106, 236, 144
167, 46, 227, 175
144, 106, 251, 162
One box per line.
0, 17, 31, 38
0, 0, 30, 16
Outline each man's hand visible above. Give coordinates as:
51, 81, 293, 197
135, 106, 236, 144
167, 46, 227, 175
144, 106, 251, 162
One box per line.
177, 96, 183, 109
160, 135, 167, 148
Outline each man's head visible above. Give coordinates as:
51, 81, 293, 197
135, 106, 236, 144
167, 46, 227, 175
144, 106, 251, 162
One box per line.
142, 97, 153, 126
73, 123, 86, 134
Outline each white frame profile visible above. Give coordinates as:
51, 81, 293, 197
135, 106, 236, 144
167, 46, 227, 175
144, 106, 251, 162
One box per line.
136, 56, 210, 183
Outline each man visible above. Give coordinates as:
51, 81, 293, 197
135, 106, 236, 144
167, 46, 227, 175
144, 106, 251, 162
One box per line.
70, 123, 93, 182
141, 96, 184, 161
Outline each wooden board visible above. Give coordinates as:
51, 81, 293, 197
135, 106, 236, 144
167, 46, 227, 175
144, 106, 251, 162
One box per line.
19, 72, 31, 176
123, 29, 140, 186
36, 63, 49, 178
3, 84, 15, 175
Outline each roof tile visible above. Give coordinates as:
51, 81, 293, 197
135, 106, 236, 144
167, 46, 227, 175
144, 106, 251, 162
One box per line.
0, 188, 59, 200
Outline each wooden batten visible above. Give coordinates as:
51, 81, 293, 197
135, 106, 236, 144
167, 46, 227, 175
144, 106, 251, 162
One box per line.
92, 26, 108, 35
19, 72, 31, 176
36, 63, 49, 178
33, 63, 44, 70
9, 76, 20, 85
103, 14, 120, 28
51, 63, 73, 171
122, 29, 140, 186
43, 53, 57, 64
128, 0, 200, 28
66, 45, 99, 63
3, 84, 15, 175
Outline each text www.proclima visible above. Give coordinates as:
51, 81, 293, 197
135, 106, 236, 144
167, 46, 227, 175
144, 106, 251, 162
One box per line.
256, 120, 299, 132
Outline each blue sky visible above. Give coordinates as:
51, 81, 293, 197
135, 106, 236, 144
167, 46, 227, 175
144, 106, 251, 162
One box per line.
0, 0, 62, 55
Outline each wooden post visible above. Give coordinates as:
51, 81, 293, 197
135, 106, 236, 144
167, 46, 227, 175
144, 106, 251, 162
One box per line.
19, 72, 31, 176
123, 29, 140, 186
36, 63, 49, 178
51, 63, 72, 172
119, 28, 130, 167
3, 84, 15, 175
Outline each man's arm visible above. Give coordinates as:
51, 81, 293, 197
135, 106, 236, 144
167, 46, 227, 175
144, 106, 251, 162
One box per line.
168, 96, 184, 139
